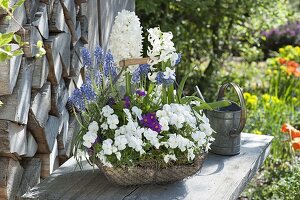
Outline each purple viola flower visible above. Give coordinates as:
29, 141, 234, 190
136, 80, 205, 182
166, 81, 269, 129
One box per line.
140, 113, 161, 133
136, 89, 146, 97
81, 48, 92, 68
124, 96, 131, 108
94, 46, 105, 66
138, 64, 150, 75
107, 97, 116, 107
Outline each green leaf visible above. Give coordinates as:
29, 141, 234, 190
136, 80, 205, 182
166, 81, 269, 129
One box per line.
13, 34, 22, 44
0, 0, 10, 10
177, 71, 189, 102
12, 49, 23, 56
11, 0, 25, 12
193, 100, 231, 111
0, 47, 13, 56
0, 32, 14, 47
0, 52, 9, 62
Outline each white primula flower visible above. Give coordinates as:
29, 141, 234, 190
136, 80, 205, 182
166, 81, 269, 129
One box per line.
132, 106, 142, 120
101, 105, 114, 117
107, 114, 119, 130
163, 67, 176, 80
88, 121, 99, 132
163, 154, 177, 163
114, 135, 128, 151
123, 108, 132, 121
148, 72, 158, 82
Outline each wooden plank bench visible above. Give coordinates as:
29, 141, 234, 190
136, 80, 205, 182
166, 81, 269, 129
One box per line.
22, 133, 273, 200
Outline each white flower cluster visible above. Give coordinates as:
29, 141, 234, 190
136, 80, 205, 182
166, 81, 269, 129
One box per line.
147, 27, 179, 67
100, 105, 119, 130
108, 10, 143, 72
94, 103, 214, 167
82, 121, 99, 148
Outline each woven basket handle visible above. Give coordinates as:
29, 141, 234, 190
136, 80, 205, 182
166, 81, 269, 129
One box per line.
118, 57, 149, 67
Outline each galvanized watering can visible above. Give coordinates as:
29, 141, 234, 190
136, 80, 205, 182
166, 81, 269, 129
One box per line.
206, 82, 247, 155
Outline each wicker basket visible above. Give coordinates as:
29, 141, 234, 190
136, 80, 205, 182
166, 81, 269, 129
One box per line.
93, 153, 207, 186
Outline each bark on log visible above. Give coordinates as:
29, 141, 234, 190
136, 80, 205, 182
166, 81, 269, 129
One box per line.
32, 56, 49, 89
49, 0, 68, 33
32, 3, 49, 39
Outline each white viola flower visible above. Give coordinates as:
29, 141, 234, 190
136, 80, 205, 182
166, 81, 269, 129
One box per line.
128, 135, 144, 152
162, 104, 172, 114
123, 108, 132, 121
167, 134, 179, 149
125, 121, 138, 135
102, 139, 117, 155
156, 110, 168, 119
187, 148, 195, 161
163, 67, 176, 80
132, 106, 142, 120
200, 123, 213, 136
148, 72, 158, 82
164, 154, 177, 163
108, 10, 143, 70
150, 137, 160, 149
101, 105, 114, 117
192, 131, 206, 141
114, 135, 128, 151
177, 135, 189, 152
83, 141, 92, 148
143, 129, 158, 141
82, 131, 97, 148
97, 151, 113, 168
115, 152, 121, 161
107, 114, 119, 130
115, 126, 125, 136
88, 121, 99, 132
159, 117, 169, 131
101, 122, 109, 130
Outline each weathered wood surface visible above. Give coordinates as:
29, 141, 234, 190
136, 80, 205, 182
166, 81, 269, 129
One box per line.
0, 44, 22, 95
24, 0, 40, 24
0, 157, 23, 200
0, 2, 26, 33
50, 78, 68, 116
35, 139, 59, 179
32, 3, 49, 39
16, 158, 41, 200
69, 40, 83, 77
0, 59, 33, 124
17, 25, 43, 57
0, 120, 27, 155
22, 133, 273, 200
49, 0, 68, 33
32, 56, 49, 89
25, 132, 38, 157
77, 15, 88, 44
60, 0, 77, 43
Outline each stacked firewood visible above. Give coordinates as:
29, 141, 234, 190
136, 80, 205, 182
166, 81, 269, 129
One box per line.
0, 0, 89, 199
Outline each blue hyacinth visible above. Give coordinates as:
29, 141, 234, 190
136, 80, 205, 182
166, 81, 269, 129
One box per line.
155, 71, 174, 86
94, 46, 105, 66
86, 70, 102, 87
138, 64, 150, 75
81, 48, 92, 68
81, 83, 96, 102
70, 88, 85, 111
131, 68, 141, 83
175, 53, 182, 65
103, 51, 117, 78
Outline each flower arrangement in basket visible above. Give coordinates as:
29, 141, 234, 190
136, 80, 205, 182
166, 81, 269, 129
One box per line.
70, 10, 227, 186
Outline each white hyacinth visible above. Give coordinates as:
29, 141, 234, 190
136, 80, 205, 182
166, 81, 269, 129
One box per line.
108, 10, 143, 72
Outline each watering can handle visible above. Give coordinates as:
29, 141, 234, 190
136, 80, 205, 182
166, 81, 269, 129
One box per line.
216, 82, 247, 137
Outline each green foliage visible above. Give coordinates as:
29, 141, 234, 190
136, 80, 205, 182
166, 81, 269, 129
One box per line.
136, 0, 295, 98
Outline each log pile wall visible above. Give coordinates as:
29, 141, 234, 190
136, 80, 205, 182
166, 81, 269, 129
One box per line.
0, 0, 134, 199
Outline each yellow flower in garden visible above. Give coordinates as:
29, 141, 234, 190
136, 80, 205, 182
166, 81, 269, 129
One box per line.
266, 69, 272, 75
279, 48, 285, 54
292, 97, 298, 103
243, 92, 251, 99
262, 94, 271, 102
279, 65, 286, 72
286, 45, 293, 50
273, 69, 278, 75
248, 95, 258, 107
253, 130, 262, 135
271, 96, 281, 104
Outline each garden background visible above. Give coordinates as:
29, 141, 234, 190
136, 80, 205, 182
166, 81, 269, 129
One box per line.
136, 0, 300, 199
